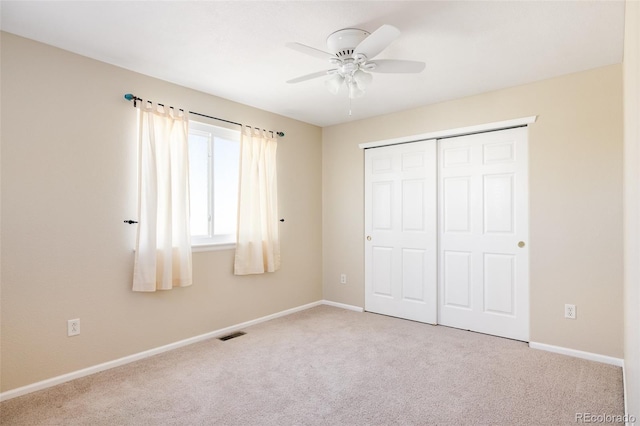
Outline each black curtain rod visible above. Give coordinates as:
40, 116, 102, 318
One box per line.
123, 93, 284, 137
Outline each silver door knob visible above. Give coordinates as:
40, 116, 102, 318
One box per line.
518, 241, 525, 248
366, 236, 372, 241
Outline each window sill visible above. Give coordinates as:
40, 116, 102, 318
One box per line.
192, 243, 236, 252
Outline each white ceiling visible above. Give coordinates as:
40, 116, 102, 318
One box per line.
0, 1, 625, 127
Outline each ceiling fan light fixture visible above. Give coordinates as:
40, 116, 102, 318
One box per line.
353, 69, 373, 89
325, 74, 344, 95
348, 81, 366, 99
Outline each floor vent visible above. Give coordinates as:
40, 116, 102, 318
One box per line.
218, 331, 246, 341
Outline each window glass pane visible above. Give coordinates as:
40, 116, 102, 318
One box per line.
213, 136, 240, 236
188, 120, 240, 247
189, 132, 210, 237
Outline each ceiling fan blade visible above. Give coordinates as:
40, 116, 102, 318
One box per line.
286, 70, 334, 84
353, 24, 401, 60
285, 42, 335, 60
368, 59, 426, 73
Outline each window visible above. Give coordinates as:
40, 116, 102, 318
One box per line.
188, 121, 240, 249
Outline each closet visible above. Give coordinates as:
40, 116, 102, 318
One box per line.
364, 126, 529, 341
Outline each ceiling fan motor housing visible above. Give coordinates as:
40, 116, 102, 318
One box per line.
326, 28, 370, 58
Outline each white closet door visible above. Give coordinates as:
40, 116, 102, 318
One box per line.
438, 127, 529, 341
364, 140, 437, 324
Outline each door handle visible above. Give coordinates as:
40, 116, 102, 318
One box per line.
366, 236, 372, 241
518, 241, 525, 248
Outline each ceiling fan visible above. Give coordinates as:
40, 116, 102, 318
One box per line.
286, 24, 425, 99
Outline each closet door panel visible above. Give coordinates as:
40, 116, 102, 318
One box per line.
438, 127, 529, 341
364, 140, 437, 324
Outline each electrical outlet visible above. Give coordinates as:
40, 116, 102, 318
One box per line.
68, 318, 80, 336
564, 304, 576, 320
340, 274, 347, 284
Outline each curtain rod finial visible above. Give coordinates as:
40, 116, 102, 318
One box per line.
124, 93, 135, 101
277, 131, 285, 137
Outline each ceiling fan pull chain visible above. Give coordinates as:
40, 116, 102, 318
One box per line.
349, 97, 352, 116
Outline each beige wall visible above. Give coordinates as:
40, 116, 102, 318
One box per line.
323, 64, 624, 358
624, 0, 640, 418
0, 32, 323, 392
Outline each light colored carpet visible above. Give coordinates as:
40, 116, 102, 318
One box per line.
0, 305, 624, 425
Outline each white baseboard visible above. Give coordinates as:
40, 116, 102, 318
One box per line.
322, 299, 364, 312
529, 341, 624, 367
1, 299, 368, 402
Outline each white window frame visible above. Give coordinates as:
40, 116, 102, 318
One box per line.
189, 120, 240, 252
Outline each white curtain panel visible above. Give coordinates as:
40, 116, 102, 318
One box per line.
234, 127, 281, 275
133, 103, 193, 291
